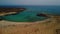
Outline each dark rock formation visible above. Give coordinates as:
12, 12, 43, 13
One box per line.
0, 8, 26, 12
0, 19, 2, 21
37, 14, 48, 17
0, 8, 26, 16
0, 16, 3, 21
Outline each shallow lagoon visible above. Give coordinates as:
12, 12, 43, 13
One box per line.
2, 11, 47, 22
1, 6, 60, 22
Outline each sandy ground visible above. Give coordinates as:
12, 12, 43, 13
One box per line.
0, 12, 17, 16
0, 16, 60, 34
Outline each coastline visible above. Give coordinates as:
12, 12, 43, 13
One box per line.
0, 12, 17, 16
0, 15, 60, 26
0, 6, 60, 34
0, 15, 59, 27
0, 15, 60, 34
0, 18, 50, 25
0, 8, 26, 16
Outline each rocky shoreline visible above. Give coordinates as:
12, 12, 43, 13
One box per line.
0, 8, 26, 16
0, 8, 26, 21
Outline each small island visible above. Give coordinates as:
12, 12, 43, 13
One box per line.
0, 8, 26, 16
37, 14, 48, 17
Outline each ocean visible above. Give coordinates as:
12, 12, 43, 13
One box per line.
0, 6, 60, 22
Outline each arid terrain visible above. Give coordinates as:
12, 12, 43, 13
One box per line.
0, 8, 25, 16
0, 16, 60, 34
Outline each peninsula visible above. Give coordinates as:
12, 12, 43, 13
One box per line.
0, 8, 26, 16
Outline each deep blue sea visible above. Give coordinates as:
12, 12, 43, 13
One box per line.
0, 6, 60, 22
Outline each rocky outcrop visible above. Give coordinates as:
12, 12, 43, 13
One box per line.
0, 16, 3, 21
0, 8, 26, 16
37, 14, 48, 17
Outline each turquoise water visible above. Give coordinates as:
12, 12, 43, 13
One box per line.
2, 11, 47, 22
1, 6, 60, 22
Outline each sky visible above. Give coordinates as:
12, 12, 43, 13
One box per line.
0, 0, 60, 5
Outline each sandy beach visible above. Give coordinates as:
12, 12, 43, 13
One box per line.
0, 16, 60, 34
